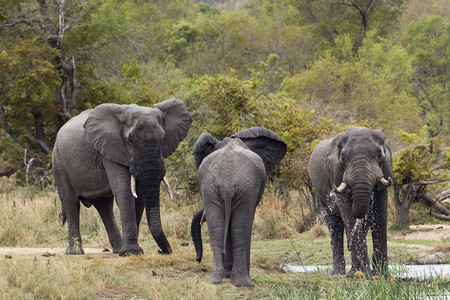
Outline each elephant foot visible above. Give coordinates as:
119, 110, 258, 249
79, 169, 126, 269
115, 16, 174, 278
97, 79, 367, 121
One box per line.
330, 265, 346, 276
119, 244, 144, 256
210, 272, 223, 284
157, 246, 173, 255
231, 274, 255, 287
223, 270, 232, 278
65, 245, 85, 255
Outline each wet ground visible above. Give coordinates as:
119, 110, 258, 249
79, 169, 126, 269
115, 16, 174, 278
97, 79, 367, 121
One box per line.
285, 264, 450, 279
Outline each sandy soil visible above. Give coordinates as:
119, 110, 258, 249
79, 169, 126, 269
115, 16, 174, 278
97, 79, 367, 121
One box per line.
1, 224, 448, 259
0, 247, 113, 258
398, 224, 450, 241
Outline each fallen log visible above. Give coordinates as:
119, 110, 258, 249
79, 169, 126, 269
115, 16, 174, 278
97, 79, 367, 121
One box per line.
419, 193, 450, 215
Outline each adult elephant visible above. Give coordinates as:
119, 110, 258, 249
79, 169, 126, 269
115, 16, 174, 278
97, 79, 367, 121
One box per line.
308, 126, 393, 277
190, 128, 287, 287
52, 99, 192, 256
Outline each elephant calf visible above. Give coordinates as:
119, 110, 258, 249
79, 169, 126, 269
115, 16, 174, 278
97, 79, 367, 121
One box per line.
308, 126, 393, 277
191, 128, 286, 287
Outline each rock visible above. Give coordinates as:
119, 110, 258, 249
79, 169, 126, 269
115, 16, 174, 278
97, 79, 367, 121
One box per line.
417, 252, 445, 264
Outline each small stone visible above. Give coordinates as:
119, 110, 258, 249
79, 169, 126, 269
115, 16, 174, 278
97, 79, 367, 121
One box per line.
418, 252, 445, 264
180, 242, 189, 247
5, 255, 12, 259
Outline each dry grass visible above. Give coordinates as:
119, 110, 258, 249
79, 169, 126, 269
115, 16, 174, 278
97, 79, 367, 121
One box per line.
1, 178, 449, 299
253, 192, 304, 239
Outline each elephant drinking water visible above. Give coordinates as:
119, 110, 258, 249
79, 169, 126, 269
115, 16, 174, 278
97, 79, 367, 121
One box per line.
308, 126, 393, 277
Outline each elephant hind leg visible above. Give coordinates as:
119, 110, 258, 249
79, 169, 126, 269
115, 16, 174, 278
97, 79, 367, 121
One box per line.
204, 200, 226, 284
324, 214, 346, 275
230, 206, 255, 287
92, 197, 123, 254
54, 168, 84, 255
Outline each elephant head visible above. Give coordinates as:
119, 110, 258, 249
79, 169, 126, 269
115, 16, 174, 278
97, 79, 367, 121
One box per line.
328, 127, 392, 219
83, 99, 192, 253
193, 127, 286, 173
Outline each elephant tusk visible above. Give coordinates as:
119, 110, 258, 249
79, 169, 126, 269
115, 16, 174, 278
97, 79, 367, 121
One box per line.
130, 175, 138, 198
333, 182, 347, 193
379, 177, 392, 187
162, 176, 174, 201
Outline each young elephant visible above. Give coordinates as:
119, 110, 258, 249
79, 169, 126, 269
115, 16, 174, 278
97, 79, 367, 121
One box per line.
191, 128, 286, 287
308, 126, 393, 277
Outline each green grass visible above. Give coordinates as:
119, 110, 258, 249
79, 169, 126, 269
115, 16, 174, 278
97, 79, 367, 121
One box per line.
1, 180, 449, 299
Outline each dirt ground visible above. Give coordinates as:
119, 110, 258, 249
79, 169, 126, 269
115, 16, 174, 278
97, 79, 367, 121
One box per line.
1, 224, 449, 259
399, 224, 450, 240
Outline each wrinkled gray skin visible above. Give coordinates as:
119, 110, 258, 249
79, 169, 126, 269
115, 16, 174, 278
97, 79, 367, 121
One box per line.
192, 128, 286, 287
308, 126, 393, 277
52, 99, 192, 256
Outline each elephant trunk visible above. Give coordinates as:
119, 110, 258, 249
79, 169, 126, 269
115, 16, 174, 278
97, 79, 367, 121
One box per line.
191, 207, 205, 263
351, 181, 373, 219
140, 177, 172, 254
349, 158, 378, 219
132, 140, 172, 254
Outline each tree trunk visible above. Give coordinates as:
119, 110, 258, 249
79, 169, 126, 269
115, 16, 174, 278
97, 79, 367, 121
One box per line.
396, 205, 410, 229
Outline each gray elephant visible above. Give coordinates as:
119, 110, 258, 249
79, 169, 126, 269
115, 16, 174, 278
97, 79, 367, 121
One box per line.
52, 99, 192, 256
190, 128, 286, 287
308, 126, 393, 277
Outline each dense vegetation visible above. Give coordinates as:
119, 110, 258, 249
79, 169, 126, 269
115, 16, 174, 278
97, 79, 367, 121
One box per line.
0, 0, 449, 228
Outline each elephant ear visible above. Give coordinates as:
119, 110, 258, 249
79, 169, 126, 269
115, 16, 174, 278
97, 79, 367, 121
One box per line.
372, 129, 394, 190
84, 103, 130, 166
193, 132, 221, 169
231, 127, 287, 174
327, 132, 346, 186
154, 99, 193, 158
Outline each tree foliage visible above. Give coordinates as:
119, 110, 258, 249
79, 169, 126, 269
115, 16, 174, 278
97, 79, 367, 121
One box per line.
0, 0, 448, 231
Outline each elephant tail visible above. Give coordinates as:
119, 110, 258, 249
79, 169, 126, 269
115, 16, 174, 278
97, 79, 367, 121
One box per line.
222, 191, 232, 258
191, 207, 205, 263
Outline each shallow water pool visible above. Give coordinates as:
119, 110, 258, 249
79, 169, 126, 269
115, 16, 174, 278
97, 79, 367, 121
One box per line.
284, 264, 450, 279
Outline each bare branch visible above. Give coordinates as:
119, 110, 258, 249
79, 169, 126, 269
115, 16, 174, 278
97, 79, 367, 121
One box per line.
429, 210, 450, 221
23, 125, 52, 154
0, 162, 25, 178
414, 179, 447, 185
0, 18, 41, 28
419, 193, 450, 216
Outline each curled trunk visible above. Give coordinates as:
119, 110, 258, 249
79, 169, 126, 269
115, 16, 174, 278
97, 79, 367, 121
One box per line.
191, 207, 205, 263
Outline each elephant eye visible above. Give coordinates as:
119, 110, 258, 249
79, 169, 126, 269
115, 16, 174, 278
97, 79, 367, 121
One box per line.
340, 152, 345, 163
377, 149, 383, 160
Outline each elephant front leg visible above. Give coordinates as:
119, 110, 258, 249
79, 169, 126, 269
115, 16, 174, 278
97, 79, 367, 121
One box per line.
93, 197, 123, 254
324, 213, 346, 275
104, 162, 143, 256
370, 191, 389, 277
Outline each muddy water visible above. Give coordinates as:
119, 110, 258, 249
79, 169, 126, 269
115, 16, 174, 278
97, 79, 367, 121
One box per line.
285, 264, 450, 279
